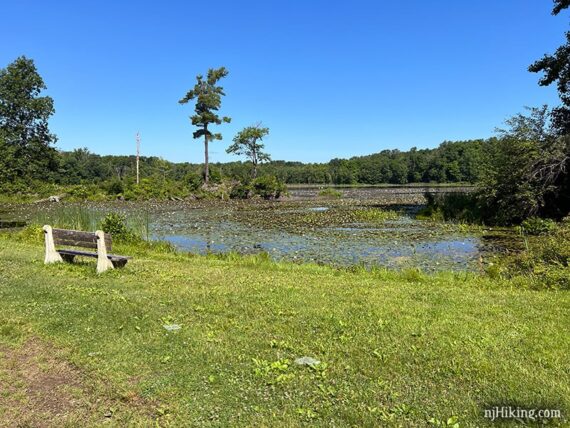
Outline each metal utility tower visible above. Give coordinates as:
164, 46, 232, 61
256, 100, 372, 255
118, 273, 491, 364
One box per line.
136, 132, 140, 185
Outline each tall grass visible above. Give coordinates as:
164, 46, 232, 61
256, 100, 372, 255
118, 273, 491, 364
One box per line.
30, 204, 150, 240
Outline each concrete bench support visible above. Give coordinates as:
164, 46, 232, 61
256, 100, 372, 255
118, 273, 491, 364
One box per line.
43, 225, 63, 264
96, 230, 114, 274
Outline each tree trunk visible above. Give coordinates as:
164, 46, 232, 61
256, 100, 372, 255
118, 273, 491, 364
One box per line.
252, 150, 258, 178
204, 126, 209, 185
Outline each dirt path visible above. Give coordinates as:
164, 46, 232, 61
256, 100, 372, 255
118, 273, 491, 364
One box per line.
0, 338, 153, 427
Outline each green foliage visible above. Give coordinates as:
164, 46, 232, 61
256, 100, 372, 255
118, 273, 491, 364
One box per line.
418, 192, 482, 223
0, 139, 488, 199
185, 171, 202, 191
494, 221, 570, 289
250, 175, 287, 199
227, 125, 270, 178
229, 182, 251, 199
207, 165, 222, 184
15, 224, 44, 243
67, 185, 90, 200
106, 179, 124, 195
478, 107, 570, 224
179, 67, 231, 184
318, 188, 342, 199
67, 184, 106, 202
428, 416, 460, 427
122, 178, 189, 201
100, 213, 133, 241
353, 208, 400, 222
529, 1, 570, 135
0, 56, 57, 186
529, 0, 570, 107
521, 217, 558, 236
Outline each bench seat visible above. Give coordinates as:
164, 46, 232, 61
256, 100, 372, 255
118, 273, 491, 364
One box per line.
57, 249, 132, 268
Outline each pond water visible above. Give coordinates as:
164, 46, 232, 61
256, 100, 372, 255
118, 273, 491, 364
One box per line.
287, 184, 474, 201
145, 200, 507, 272
0, 190, 515, 272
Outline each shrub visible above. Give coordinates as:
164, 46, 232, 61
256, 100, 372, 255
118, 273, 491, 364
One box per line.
122, 178, 189, 201
496, 222, 570, 289
68, 185, 90, 200
418, 192, 481, 223
101, 213, 135, 242
230, 183, 251, 199
185, 172, 203, 191
251, 175, 287, 199
208, 166, 222, 184
16, 224, 44, 243
318, 188, 342, 199
520, 217, 557, 236
106, 179, 124, 195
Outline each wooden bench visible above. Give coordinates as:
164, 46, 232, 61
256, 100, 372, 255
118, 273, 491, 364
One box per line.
43, 225, 131, 273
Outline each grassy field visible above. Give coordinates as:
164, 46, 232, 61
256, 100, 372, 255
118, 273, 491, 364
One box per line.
0, 234, 569, 426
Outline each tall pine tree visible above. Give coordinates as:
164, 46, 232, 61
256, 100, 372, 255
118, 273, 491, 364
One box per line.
179, 67, 231, 185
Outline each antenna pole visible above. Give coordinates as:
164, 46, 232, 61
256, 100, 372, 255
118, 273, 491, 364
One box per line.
136, 132, 140, 185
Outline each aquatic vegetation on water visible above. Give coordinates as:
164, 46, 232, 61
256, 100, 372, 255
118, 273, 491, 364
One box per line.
317, 188, 342, 199
1, 196, 519, 272
352, 208, 401, 222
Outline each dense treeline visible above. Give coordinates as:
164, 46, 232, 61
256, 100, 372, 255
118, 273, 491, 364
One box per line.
264, 140, 483, 185
46, 139, 484, 188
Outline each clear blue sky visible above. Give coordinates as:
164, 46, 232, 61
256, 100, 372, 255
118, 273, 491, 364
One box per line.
1, 0, 567, 163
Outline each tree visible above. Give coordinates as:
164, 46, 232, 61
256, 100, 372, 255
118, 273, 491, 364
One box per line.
0, 56, 57, 185
524, 0, 570, 219
553, 0, 570, 15
529, 0, 570, 135
179, 67, 231, 185
226, 124, 270, 178
479, 107, 570, 223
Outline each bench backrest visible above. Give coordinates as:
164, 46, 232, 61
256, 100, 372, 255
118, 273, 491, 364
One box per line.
52, 228, 112, 251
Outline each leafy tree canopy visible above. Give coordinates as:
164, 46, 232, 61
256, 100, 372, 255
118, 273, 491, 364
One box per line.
480, 107, 570, 223
529, 1, 570, 134
227, 124, 270, 178
0, 56, 57, 183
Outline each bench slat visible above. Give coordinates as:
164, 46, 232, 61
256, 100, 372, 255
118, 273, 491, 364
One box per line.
57, 249, 131, 261
53, 229, 112, 251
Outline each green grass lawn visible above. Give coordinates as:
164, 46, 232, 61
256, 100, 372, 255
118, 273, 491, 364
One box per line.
0, 236, 568, 426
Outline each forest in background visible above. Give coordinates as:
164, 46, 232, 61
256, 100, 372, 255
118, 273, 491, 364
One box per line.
52, 138, 483, 187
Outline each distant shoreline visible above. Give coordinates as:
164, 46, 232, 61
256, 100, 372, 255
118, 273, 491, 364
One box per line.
286, 182, 476, 189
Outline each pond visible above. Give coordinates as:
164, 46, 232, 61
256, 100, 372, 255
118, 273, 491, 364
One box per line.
0, 191, 516, 272
147, 200, 508, 272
